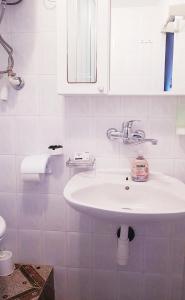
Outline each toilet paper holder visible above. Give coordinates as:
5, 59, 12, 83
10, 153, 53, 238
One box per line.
20, 145, 63, 181
21, 154, 52, 176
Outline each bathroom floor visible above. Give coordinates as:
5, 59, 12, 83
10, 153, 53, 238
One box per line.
0, 264, 54, 300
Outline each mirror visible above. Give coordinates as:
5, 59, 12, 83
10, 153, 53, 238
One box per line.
67, 0, 97, 83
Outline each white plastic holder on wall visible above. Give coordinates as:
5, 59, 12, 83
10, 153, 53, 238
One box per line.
0, 76, 9, 101
21, 146, 63, 182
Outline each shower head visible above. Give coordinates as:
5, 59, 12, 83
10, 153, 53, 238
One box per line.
8, 73, 24, 90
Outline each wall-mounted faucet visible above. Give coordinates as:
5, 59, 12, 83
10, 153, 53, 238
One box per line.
107, 120, 158, 145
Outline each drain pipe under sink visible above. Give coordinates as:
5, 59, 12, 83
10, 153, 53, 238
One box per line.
117, 225, 135, 265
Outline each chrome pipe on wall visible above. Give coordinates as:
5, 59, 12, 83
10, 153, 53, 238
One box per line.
0, 0, 24, 90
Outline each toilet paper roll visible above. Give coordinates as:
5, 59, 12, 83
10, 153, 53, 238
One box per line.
21, 154, 51, 182
0, 251, 14, 276
22, 173, 41, 182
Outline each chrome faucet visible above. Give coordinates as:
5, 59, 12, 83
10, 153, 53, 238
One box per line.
107, 120, 158, 145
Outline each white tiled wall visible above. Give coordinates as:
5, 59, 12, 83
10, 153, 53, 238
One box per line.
0, 1, 185, 300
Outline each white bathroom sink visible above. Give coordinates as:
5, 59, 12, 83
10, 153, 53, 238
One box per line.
0, 216, 6, 240
64, 169, 185, 223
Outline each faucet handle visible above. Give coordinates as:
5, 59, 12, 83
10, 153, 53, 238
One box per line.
121, 120, 141, 140
126, 120, 140, 128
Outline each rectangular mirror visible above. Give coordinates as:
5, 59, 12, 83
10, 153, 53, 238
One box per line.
67, 0, 97, 83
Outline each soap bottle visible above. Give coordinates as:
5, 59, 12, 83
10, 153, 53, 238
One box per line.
131, 155, 149, 182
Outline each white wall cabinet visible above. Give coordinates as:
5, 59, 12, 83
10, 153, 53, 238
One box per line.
110, 0, 185, 95
57, 0, 185, 95
173, 29, 185, 94
110, 0, 167, 95
57, 0, 110, 95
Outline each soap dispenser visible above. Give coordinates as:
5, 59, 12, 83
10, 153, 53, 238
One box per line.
131, 155, 149, 182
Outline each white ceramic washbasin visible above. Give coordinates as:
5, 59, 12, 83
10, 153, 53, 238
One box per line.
64, 169, 185, 223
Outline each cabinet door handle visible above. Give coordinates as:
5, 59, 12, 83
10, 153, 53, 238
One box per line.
98, 86, 104, 93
